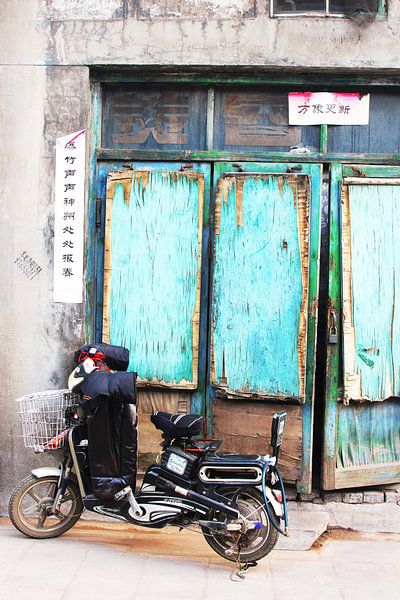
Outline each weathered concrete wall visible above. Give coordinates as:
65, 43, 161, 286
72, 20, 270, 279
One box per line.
1, 1, 400, 70
1, 1, 400, 513
0, 62, 90, 512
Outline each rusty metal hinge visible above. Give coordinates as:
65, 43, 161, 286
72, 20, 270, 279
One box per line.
95, 197, 102, 228
286, 165, 303, 173
350, 167, 366, 178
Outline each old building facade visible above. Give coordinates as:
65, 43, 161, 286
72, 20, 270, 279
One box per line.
1, 0, 399, 511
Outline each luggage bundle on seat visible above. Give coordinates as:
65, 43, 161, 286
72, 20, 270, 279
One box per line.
74, 342, 137, 500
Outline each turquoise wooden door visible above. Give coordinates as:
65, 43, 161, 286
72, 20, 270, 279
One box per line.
323, 164, 400, 489
209, 162, 322, 493
97, 160, 322, 492
100, 163, 211, 407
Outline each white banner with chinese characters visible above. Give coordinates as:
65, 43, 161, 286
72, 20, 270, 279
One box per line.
288, 92, 370, 125
53, 130, 86, 303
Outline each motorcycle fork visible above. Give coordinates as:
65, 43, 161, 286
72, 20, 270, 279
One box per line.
51, 455, 73, 514
51, 428, 85, 513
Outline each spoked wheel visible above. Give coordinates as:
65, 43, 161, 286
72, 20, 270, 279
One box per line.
201, 487, 279, 563
8, 475, 83, 539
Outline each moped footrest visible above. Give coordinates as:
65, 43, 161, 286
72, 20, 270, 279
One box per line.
198, 520, 227, 531
114, 486, 130, 501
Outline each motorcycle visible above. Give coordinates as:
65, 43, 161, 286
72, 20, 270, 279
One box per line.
9, 356, 288, 566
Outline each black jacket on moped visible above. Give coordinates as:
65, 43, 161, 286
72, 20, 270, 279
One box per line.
76, 343, 138, 501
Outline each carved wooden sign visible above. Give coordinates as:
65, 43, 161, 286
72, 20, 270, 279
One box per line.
224, 93, 301, 147
110, 91, 190, 146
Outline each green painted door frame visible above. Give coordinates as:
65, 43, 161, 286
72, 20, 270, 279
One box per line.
207, 162, 322, 493
323, 164, 400, 489
86, 77, 400, 492
94, 161, 212, 417
92, 159, 322, 493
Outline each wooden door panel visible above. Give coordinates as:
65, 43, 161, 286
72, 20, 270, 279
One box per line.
323, 164, 400, 490
103, 166, 209, 389
342, 179, 400, 402
211, 172, 311, 402
209, 162, 322, 494
337, 401, 400, 469
213, 400, 303, 485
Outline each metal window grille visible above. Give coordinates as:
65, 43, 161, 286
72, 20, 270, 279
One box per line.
272, 0, 384, 17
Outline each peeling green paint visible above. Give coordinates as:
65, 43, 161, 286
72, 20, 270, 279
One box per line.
323, 164, 400, 490
357, 352, 375, 368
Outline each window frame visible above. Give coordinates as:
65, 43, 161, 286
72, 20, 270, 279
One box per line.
270, 0, 386, 18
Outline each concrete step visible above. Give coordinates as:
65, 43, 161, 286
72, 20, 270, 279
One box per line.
275, 508, 329, 551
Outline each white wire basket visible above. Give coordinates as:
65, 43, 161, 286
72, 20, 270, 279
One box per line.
16, 389, 80, 452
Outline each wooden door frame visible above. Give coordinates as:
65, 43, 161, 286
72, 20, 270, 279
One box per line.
92, 161, 212, 419
207, 162, 322, 493
322, 163, 400, 489
86, 77, 400, 492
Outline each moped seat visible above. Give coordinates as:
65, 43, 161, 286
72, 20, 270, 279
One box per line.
151, 411, 203, 438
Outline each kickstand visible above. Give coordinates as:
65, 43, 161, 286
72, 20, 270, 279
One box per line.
230, 548, 258, 582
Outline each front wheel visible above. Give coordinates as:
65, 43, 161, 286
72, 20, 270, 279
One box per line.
8, 475, 83, 539
201, 487, 279, 563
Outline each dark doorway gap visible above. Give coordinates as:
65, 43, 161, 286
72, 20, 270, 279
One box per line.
312, 165, 331, 489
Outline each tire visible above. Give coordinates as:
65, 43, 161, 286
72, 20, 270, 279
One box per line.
8, 475, 83, 539
201, 487, 279, 563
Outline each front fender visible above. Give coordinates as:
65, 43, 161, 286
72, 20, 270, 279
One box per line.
31, 467, 62, 479
31, 466, 80, 489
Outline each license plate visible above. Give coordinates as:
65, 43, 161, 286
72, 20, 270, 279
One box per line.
166, 453, 188, 476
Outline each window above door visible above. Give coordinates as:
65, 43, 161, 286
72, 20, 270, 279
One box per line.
100, 83, 400, 156
101, 84, 321, 153
271, 0, 386, 18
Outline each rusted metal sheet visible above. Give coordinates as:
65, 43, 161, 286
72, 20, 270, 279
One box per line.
211, 173, 311, 402
103, 169, 205, 389
342, 181, 400, 402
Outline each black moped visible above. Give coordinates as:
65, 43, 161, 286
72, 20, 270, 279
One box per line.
9, 349, 288, 565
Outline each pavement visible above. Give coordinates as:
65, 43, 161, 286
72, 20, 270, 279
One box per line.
1, 517, 400, 600
277, 499, 400, 550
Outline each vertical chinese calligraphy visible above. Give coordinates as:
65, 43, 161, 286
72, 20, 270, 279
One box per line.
53, 130, 86, 302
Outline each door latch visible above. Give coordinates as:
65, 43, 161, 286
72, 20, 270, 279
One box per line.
328, 308, 338, 344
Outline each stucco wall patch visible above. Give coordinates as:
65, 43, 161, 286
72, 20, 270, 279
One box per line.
41, 0, 126, 21
137, 0, 256, 19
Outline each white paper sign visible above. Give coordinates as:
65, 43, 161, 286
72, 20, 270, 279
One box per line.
288, 92, 370, 125
53, 130, 86, 303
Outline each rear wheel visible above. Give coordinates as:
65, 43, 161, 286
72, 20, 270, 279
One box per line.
201, 487, 278, 563
8, 475, 83, 539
